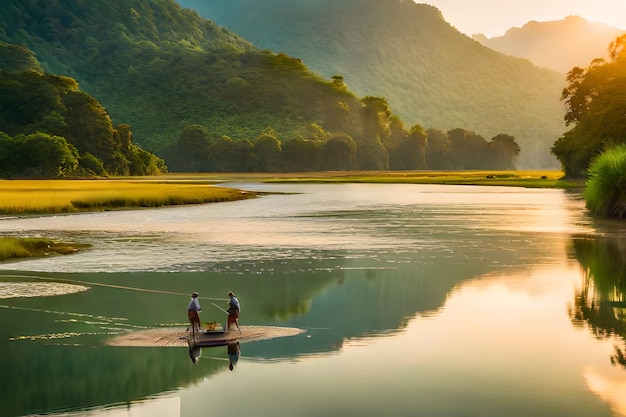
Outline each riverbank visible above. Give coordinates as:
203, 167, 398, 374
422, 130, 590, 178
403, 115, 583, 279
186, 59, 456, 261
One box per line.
0, 171, 582, 262
0, 172, 583, 216
0, 237, 90, 262
0, 179, 255, 215
170, 170, 583, 189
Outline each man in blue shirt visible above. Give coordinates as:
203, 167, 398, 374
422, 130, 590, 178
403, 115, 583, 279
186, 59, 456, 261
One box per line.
227, 291, 241, 333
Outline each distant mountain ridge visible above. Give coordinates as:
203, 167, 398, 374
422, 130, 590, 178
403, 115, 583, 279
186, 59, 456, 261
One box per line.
473, 16, 626, 73
176, 0, 567, 168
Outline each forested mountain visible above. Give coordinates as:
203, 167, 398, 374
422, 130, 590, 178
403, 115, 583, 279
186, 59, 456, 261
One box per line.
473, 16, 626, 73
177, 0, 566, 168
0, 0, 356, 153
0, 43, 165, 177
0, 0, 523, 173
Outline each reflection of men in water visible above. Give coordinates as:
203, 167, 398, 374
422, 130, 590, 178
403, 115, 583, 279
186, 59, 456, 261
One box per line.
227, 291, 241, 333
228, 341, 240, 371
188, 292, 202, 332
188, 343, 202, 364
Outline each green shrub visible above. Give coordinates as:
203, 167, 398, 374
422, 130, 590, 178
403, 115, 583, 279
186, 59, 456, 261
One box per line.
585, 144, 626, 218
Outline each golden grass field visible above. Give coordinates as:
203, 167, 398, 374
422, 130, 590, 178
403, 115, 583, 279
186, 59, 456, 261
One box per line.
0, 178, 254, 215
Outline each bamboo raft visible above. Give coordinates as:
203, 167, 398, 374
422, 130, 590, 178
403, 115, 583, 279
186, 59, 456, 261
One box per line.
106, 325, 305, 348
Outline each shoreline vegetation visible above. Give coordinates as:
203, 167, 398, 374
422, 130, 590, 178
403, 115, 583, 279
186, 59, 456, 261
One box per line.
0, 170, 581, 262
0, 171, 582, 216
0, 237, 90, 262
201, 170, 581, 188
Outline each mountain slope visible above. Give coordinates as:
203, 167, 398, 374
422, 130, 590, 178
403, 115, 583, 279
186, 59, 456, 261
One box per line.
0, 0, 358, 154
177, 0, 566, 168
0, 44, 166, 177
473, 16, 626, 73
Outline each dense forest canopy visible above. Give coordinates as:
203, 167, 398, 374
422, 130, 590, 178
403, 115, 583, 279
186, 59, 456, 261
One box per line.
177, 0, 566, 169
0, 42, 165, 177
552, 34, 626, 177
1, 0, 521, 174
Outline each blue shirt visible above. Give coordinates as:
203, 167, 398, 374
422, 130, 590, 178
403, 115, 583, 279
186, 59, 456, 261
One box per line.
188, 297, 201, 311
229, 296, 240, 312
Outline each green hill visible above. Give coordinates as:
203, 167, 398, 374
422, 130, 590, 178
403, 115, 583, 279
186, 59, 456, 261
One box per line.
0, 0, 359, 154
0, 43, 165, 177
177, 0, 567, 168
0, 0, 526, 172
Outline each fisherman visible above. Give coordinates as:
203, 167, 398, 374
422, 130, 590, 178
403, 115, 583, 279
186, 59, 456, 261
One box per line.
226, 291, 241, 333
188, 292, 202, 333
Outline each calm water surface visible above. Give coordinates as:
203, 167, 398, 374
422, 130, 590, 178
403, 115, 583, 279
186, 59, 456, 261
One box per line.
1, 183, 626, 417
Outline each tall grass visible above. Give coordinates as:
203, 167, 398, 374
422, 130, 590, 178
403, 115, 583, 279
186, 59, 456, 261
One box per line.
585, 144, 626, 218
0, 237, 71, 261
0, 179, 253, 214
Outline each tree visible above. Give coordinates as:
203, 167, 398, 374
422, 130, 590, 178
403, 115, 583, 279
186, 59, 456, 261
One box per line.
357, 96, 391, 170
324, 100, 352, 133
17, 132, 79, 177
447, 128, 489, 169
254, 128, 282, 171
488, 134, 520, 170
331, 74, 345, 89
211, 135, 241, 171
553, 34, 626, 177
234, 138, 256, 172
115, 123, 133, 153
128, 145, 166, 176
0, 67, 164, 177
0, 71, 64, 135
79, 152, 107, 176
359, 96, 392, 142
407, 124, 428, 170
62, 90, 116, 166
166, 124, 212, 171
425, 129, 451, 170
324, 133, 357, 170
282, 136, 323, 171
385, 119, 427, 170
0, 132, 17, 177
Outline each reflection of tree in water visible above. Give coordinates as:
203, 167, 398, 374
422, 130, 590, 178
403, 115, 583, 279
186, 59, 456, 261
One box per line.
570, 236, 626, 368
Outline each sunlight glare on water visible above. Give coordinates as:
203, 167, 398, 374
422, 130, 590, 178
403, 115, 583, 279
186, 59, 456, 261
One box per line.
2, 183, 625, 417
0, 184, 592, 273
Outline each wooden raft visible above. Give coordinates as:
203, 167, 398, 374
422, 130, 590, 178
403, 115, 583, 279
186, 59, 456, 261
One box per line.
106, 325, 305, 348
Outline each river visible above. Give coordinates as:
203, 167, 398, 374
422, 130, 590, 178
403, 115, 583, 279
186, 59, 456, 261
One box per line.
1, 183, 626, 417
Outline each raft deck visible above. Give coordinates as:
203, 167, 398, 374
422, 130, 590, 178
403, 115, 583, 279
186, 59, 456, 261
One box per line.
107, 325, 305, 348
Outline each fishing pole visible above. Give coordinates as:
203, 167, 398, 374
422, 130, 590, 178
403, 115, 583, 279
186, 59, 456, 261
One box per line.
211, 303, 241, 333
0, 273, 227, 301
211, 303, 228, 314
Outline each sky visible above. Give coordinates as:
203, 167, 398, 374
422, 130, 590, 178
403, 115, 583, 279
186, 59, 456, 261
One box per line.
420, 0, 626, 37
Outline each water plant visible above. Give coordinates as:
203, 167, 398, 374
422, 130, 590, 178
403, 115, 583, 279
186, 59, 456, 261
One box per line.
0, 237, 84, 261
585, 144, 626, 218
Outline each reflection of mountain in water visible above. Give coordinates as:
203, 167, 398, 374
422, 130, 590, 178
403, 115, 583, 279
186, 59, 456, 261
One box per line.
0, 221, 559, 416
235, 243, 548, 358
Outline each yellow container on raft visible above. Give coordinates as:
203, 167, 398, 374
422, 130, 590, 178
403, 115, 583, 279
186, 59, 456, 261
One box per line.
205, 321, 220, 331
